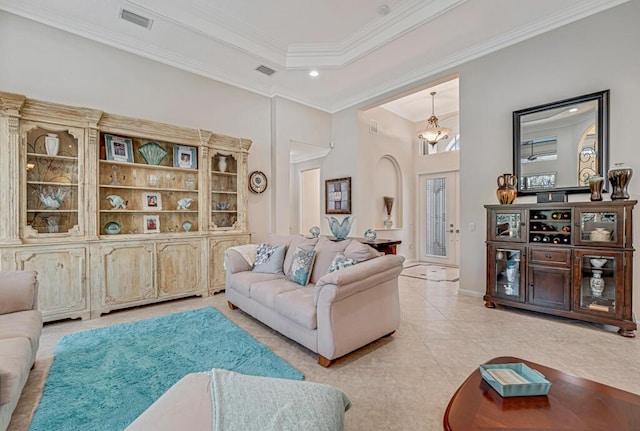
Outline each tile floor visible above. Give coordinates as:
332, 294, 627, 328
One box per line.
9, 264, 640, 430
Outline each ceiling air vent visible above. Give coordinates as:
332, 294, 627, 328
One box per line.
255, 65, 276, 76
120, 9, 153, 29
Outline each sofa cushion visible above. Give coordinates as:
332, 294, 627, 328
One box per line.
273, 288, 317, 330
344, 240, 381, 263
309, 236, 350, 284
250, 279, 301, 309
328, 252, 355, 273
0, 270, 37, 314
227, 272, 285, 297
286, 248, 317, 286
0, 337, 32, 405
252, 244, 287, 274
266, 233, 294, 248
283, 236, 318, 276
0, 309, 43, 354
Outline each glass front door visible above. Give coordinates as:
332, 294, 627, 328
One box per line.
418, 171, 459, 266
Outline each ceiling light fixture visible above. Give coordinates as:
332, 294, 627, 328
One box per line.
417, 91, 451, 146
569, 108, 578, 113
309, 70, 319, 77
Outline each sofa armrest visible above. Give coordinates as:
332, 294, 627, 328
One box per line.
0, 270, 39, 315
314, 255, 404, 304
224, 249, 253, 274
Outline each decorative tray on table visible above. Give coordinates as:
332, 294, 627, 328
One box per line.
479, 363, 551, 397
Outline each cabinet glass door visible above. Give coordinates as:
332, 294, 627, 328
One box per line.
493, 247, 524, 301
210, 152, 238, 229
24, 125, 81, 236
575, 252, 621, 316
492, 209, 525, 242
575, 208, 623, 247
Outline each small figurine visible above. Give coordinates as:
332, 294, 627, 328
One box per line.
106, 195, 127, 209
177, 197, 194, 210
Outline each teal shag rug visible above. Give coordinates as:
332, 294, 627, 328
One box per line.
29, 307, 303, 431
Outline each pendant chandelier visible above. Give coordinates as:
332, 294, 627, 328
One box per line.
417, 91, 451, 146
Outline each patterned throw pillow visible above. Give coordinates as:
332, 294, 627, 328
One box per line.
286, 247, 317, 286
328, 252, 355, 273
252, 243, 287, 274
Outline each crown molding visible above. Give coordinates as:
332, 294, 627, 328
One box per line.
327, 0, 631, 113
286, 0, 467, 68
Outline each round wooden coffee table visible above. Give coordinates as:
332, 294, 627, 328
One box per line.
444, 356, 640, 430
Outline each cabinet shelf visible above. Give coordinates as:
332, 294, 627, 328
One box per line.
100, 210, 198, 214
211, 171, 237, 176
99, 185, 197, 193
211, 191, 238, 195
99, 159, 197, 173
27, 181, 78, 187
27, 209, 77, 213
27, 152, 77, 161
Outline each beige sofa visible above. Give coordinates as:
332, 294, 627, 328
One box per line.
0, 271, 42, 431
225, 235, 404, 367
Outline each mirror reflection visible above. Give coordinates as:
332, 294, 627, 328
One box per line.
513, 90, 609, 195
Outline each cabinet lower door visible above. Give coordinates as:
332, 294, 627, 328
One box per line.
157, 240, 204, 298
527, 265, 571, 310
15, 246, 88, 321
209, 235, 250, 293
98, 243, 155, 309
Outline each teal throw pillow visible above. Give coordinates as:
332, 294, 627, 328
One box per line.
252, 243, 287, 274
286, 247, 317, 286
328, 252, 355, 273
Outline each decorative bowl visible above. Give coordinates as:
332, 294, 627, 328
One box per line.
589, 228, 610, 241
590, 258, 608, 268
326, 216, 354, 241
215, 202, 230, 210
104, 221, 121, 235
38, 186, 67, 209
138, 142, 167, 165
364, 228, 377, 242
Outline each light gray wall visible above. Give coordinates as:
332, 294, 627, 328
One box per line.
457, 1, 640, 307
0, 11, 332, 242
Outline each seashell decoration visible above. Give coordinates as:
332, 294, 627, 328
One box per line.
138, 142, 168, 165
38, 186, 67, 210
177, 197, 194, 210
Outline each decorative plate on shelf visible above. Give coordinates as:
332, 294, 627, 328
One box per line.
249, 171, 268, 193
138, 142, 167, 165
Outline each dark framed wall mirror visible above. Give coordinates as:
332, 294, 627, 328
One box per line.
513, 90, 609, 196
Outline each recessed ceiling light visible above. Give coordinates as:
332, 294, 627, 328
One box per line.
569, 108, 578, 113
309, 70, 319, 77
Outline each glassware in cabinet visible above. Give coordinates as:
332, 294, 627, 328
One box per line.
575, 208, 624, 247
490, 208, 525, 242
210, 152, 239, 229
24, 126, 80, 235
576, 252, 620, 315
493, 247, 524, 301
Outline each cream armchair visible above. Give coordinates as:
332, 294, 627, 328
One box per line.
0, 271, 42, 431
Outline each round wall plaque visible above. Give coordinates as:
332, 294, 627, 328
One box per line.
249, 171, 268, 193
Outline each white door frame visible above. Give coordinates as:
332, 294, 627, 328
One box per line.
416, 171, 460, 267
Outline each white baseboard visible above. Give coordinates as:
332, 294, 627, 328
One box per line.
458, 288, 484, 298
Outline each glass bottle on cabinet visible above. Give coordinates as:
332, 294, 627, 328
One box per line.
24, 125, 81, 236
98, 134, 199, 235
210, 152, 238, 229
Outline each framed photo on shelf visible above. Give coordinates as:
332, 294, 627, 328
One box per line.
143, 215, 160, 233
174, 145, 197, 169
105, 134, 134, 163
325, 177, 351, 214
142, 192, 162, 210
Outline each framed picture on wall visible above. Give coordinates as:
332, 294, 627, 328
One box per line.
325, 177, 351, 214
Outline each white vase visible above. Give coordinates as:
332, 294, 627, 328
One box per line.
590, 270, 605, 297
45, 133, 59, 156
218, 156, 227, 173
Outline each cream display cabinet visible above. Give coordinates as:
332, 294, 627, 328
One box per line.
0, 91, 251, 321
